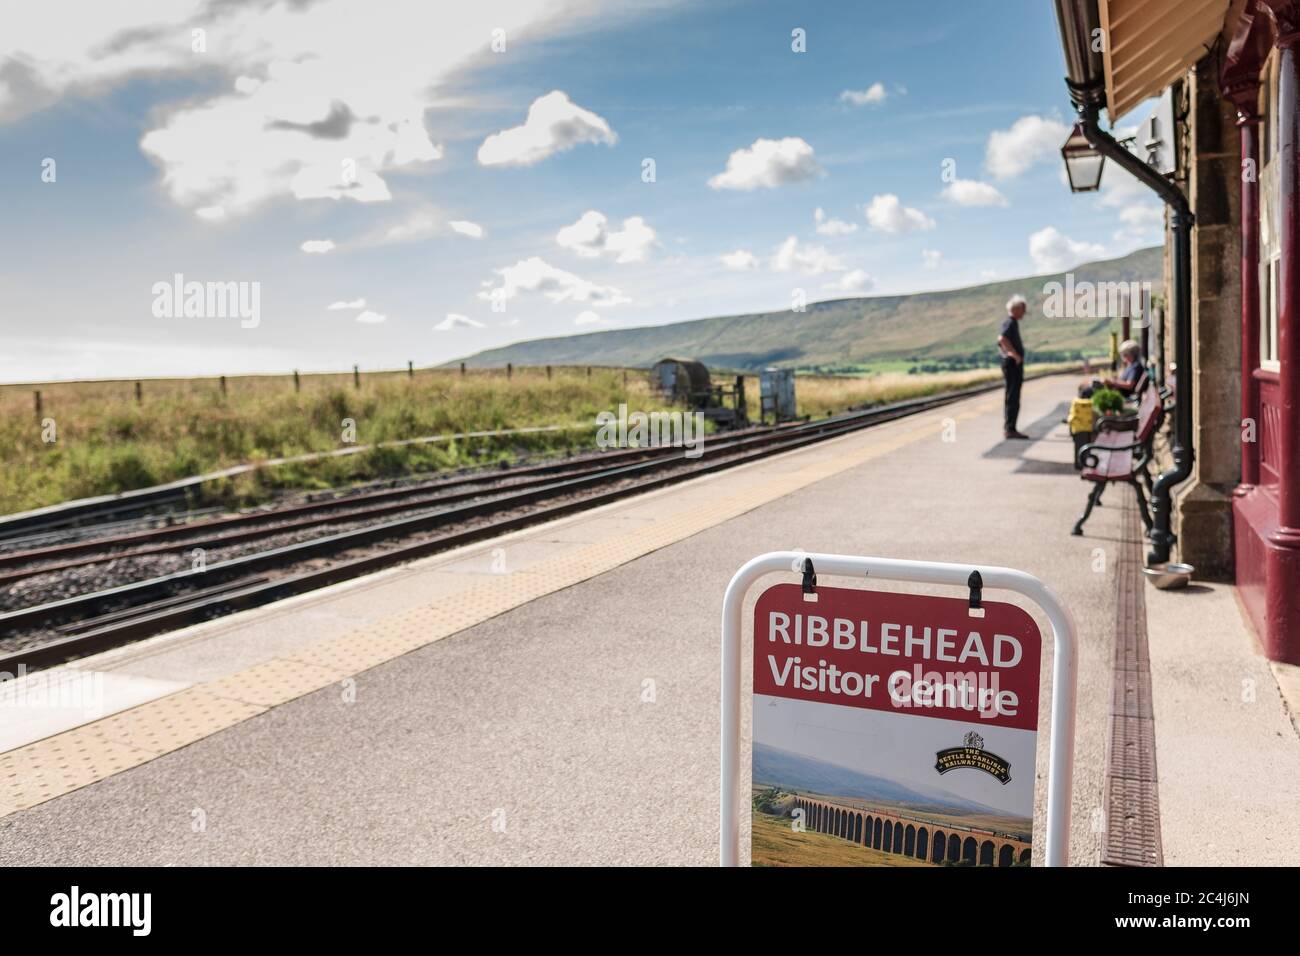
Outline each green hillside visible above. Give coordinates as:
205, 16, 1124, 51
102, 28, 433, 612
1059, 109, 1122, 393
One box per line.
455, 246, 1162, 372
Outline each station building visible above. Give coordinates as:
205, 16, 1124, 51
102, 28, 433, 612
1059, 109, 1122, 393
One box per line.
1055, 0, 1300, 663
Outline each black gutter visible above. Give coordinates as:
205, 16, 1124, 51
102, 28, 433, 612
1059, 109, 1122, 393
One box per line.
1054, 0, 1195, 566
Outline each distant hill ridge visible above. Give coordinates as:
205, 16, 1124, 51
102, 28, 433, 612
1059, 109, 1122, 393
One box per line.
752, 742, 1008, 818
454, 246, 1162, 372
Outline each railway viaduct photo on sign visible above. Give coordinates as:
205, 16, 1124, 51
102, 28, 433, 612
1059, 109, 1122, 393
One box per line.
790, 796, 1032, 867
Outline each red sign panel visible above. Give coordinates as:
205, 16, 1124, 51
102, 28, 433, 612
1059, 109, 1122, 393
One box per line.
754, 583, 1041, 731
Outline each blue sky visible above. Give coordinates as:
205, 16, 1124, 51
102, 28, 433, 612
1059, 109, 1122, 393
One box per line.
0, 0, 1160, 382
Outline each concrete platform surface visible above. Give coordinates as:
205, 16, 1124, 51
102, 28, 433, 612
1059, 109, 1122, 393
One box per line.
1147, 582, 1300, 865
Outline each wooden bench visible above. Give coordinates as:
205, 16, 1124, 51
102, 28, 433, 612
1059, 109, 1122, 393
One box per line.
1071, 378, 1164, 536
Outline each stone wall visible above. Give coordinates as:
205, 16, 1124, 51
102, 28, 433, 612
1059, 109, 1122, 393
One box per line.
1157, 53, 1243, 580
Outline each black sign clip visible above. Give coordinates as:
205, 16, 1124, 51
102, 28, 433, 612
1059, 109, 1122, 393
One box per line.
967, 570, 985, 618
801, 557, 818, 599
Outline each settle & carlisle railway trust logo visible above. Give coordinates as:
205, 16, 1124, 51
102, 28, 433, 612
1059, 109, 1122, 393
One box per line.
934, 731, 1013, 785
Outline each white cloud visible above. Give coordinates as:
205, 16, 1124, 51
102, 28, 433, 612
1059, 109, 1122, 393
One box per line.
0, 9, 203, 124
1029, 226, 1107, 272
1114, 203, 1164, 243
1097, 164, 1170, 235
771, 236, 844, 276
708, 137, 822, 191
382, 209, 439, 244
1089, 164, 1165, 243
301, 239, 336, 254
986, 115, 1071, 179
720, 249, 759, 271
839, 83, 888, 106
477, 90, 617, 167
814, 207, 859, 236
864, 194, 935, 233
5, 2, 586, 219
479, 257, 630, 307
823, 269, 873, 294
355, 310, 387, 324
140, 56, 440, 219
940, 179, 1008, 207
575, 310, 617, 326
435, 313, 485, 331
556, 210, 657, 263
449, 220, 485, 239
327, 298, 366, 310
1097, 164, 1152, 208
600, 216, 656, 263
922, 249, 943, 270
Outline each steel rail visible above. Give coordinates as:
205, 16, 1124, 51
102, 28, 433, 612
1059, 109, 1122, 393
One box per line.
0, 426, 799, 583
0, 424, 788, 571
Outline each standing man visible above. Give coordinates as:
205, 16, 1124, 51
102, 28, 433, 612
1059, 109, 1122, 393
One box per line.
999, 294, 1029, 440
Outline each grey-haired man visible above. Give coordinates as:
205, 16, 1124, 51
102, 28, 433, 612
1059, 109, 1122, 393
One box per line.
998, 294, 1028, 439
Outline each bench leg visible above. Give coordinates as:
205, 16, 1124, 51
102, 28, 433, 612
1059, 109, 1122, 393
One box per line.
1131, 479, 1153, 533
1072, 483, 1104, 536
1141, 463, 1155, 497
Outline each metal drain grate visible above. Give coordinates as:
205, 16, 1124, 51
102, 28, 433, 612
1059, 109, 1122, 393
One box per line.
1103, 776, 1163, 866
1101, 503, 1163, 866
1110, 667, 1153, 719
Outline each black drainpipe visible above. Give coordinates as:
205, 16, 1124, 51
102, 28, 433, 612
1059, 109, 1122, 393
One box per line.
1054, 0, 1195, 566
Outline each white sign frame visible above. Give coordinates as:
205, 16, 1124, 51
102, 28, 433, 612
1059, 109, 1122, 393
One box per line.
721, 551, 1079, 867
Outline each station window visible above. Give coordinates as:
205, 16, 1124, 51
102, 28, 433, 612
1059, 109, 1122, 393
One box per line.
1259, 53, 1282, 373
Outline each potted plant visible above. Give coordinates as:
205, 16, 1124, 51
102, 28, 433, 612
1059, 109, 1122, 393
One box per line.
1091, 387, 1124, 417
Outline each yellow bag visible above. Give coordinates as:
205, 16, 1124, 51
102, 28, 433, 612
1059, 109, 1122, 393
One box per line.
1067, 397, 1094, 435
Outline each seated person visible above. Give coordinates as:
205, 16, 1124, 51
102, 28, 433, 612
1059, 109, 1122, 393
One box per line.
1103, 340, 1145, 394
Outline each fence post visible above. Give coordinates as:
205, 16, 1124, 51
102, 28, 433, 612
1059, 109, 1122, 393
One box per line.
547, 365, 552, 381
408, 360, 414, 379
460, 362, 466, 376
135, 381, 143, 404
33, 390, 42, 419
586, 366, 592, 379
220, 375, 227, 397
293, 369, 301, 393
353, 364, 360, 389
507, 363, 512, 379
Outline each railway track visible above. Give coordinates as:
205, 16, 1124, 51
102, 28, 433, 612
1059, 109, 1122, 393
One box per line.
0, 423, 791, 585
0, 376, 1028, 671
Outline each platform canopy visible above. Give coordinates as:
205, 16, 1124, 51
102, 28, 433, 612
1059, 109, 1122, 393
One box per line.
1099, 0, 1233, 119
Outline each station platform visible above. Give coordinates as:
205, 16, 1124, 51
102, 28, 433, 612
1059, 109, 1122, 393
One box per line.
1, 376, 1295, 866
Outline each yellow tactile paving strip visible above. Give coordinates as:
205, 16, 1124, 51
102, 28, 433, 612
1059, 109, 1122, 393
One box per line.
0, 395, 997, 817
205, 657, 352, 709
91, 689, 267, 756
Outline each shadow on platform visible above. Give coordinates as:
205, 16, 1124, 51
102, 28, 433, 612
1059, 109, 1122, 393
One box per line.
982, 402, 1071, 461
